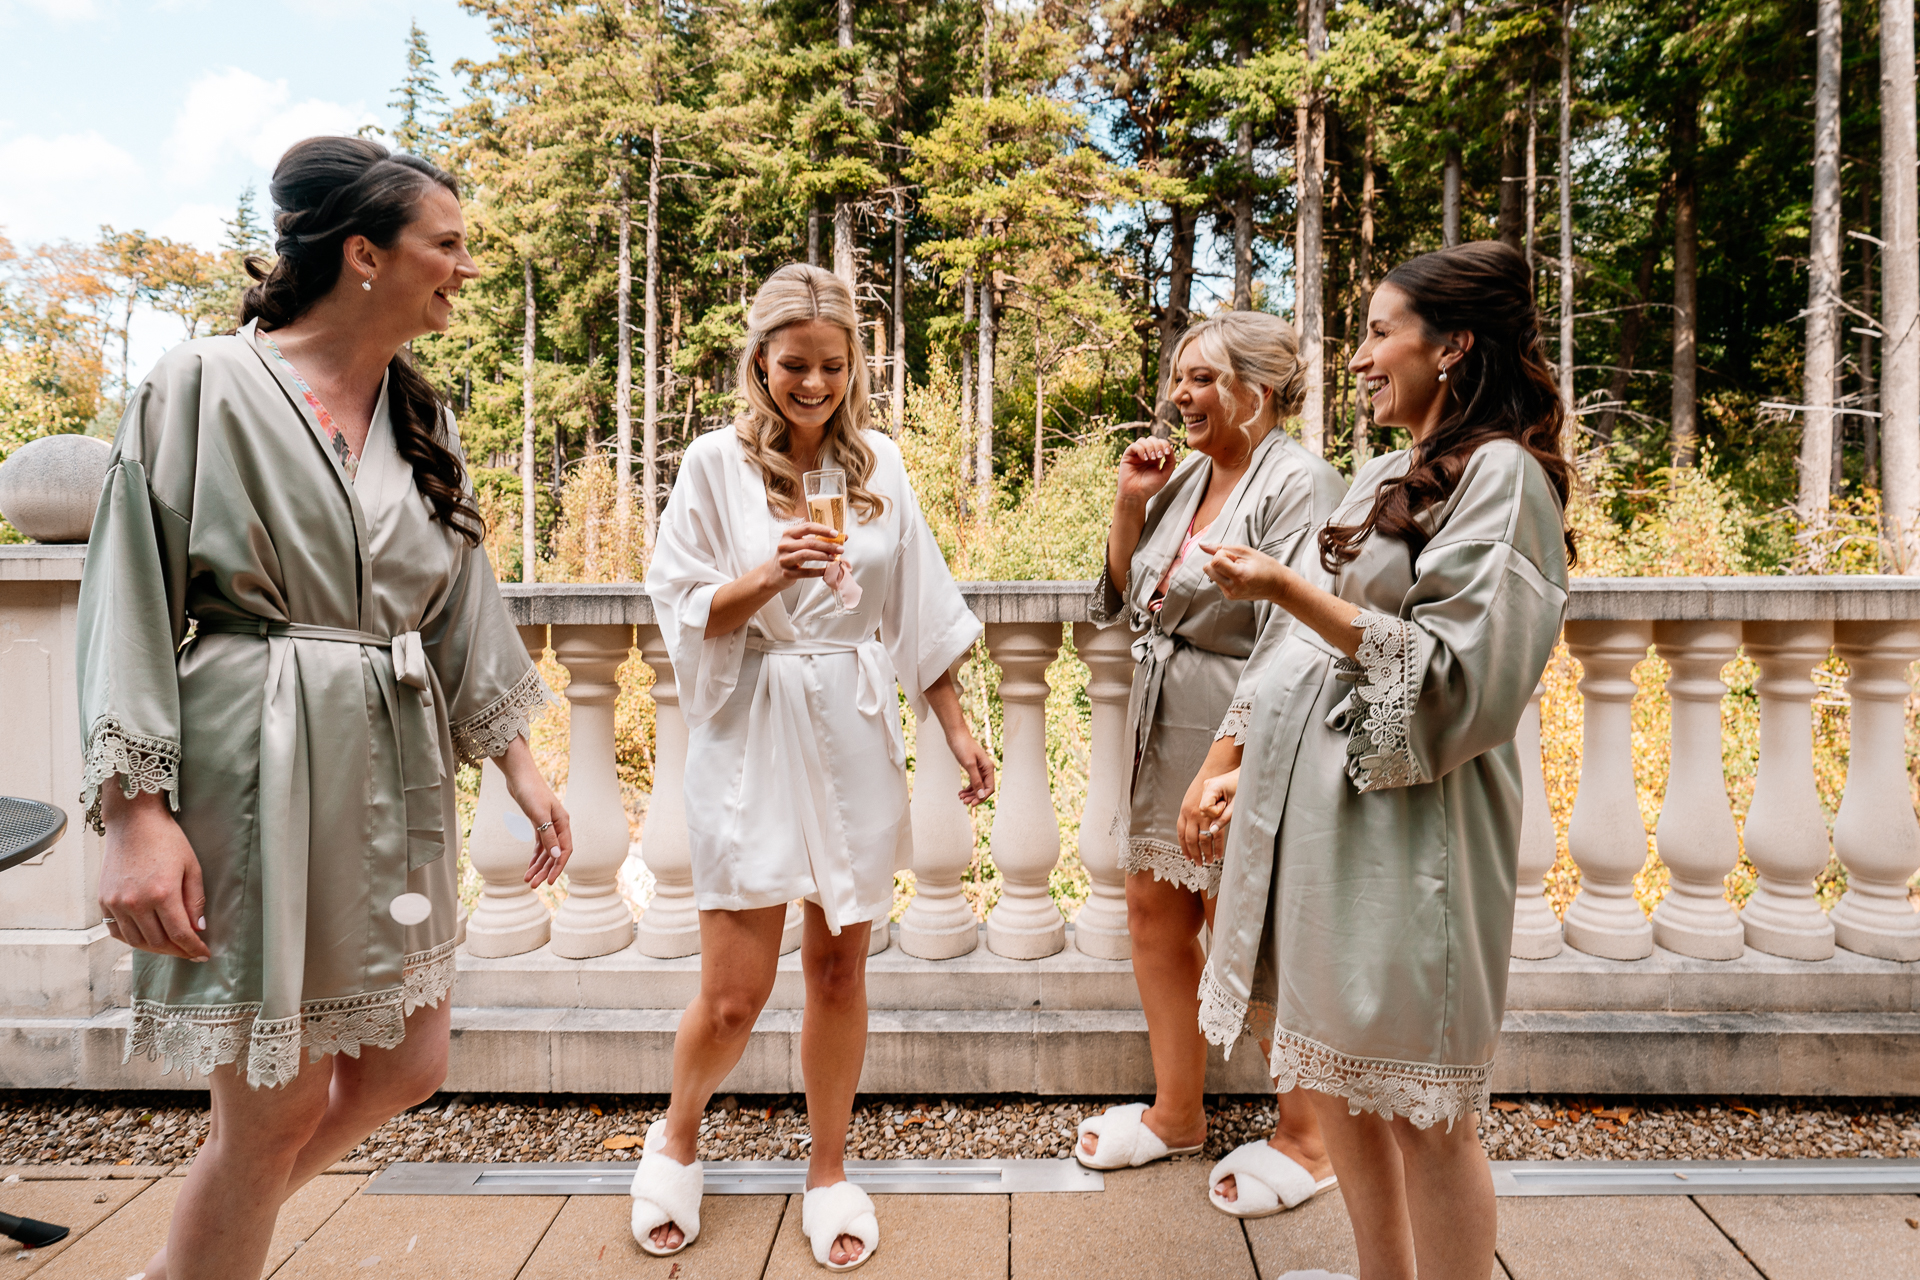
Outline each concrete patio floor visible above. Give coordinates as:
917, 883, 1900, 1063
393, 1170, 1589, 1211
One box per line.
6, 1157, 1920, 1279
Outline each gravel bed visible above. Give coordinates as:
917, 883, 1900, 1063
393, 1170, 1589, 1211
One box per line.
5, 1092, 1920, 1170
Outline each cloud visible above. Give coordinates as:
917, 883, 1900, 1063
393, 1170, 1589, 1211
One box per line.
164, 68, 374, 186
0, 128, 142, 244
0, 0, 99, 21
153, 201, 228, 250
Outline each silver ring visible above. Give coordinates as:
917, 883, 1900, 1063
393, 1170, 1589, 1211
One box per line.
101, 916, 116, 924
534, 821, 555, 833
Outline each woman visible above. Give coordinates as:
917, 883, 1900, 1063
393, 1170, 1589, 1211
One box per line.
1193, 242, 1573, 1280
80, 137, 569, 1280
639, 263, 994, 1272
1074, 312, 1348, 1220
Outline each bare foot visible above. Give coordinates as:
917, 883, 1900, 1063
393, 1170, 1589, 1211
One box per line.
1216, 1133, 1335, 1202
1078, 1106, 1205, 1160
648, 1222, 685, 1252
828, 1233, 864, 1266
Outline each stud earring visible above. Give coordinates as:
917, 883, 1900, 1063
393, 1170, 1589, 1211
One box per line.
362, 279, 373, 292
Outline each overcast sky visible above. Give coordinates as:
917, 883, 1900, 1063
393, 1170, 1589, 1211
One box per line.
1, 0, 495, 376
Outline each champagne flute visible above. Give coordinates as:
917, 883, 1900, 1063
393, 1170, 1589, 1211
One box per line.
803, 468, 853, 612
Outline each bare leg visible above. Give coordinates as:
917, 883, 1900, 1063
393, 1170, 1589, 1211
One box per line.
1215, 1076, 1335, 1202
648, 905, 786, 1251
798, 902, 874, 1266
1303, 1089, 1417, 1280
141, 998, 451, 1280
1391, 1108, 1497, 1280
1081, 872, 1208, 1159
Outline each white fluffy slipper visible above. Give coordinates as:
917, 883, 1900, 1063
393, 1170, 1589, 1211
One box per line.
802, 1181, 880, 1272
630, 1119, 702, 1256
1208, 1138, 1338, 1219
1073, 1102, 1204, 1171
1277, 1272, 1357, 1279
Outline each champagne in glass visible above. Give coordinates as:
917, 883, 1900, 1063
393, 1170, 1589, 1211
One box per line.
803, 468, 848, 539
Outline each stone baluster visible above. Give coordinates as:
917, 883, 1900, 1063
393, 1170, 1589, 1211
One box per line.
900, 661, 982, 959
635, 626, 700, 958
1828, 621, 1920, 959
1739, 622, 1836, 960
463, 626, 556, 957
1071, 621, 1134, 960
1648, 621, 1746, 959
1560, 621, 1655, 959
984, 623, 1067, 959
781, 901, 805, 956
1510, 681, 1562, 960
549, 625, 638, 959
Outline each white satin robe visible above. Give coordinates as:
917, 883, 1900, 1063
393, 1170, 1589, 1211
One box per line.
645, 427, 980, 932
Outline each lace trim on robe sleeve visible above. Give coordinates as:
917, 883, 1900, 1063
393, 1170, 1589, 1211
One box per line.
448, 666, 553, 765
1215, 698, 1255, 745
81, 717, 182, 835
1337, 611, 1425, 793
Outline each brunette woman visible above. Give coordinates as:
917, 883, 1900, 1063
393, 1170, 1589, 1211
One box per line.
1195, 242, 1573, 1279
80, 137, 569, 1280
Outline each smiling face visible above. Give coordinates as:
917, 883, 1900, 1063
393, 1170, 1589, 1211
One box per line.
1170, 344, 1263, 464
757, 318, 852, 436
354, 183, 477, 340
1351, 282, 1461, 440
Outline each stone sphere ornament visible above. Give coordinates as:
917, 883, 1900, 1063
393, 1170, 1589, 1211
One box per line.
0, 434, 112, 543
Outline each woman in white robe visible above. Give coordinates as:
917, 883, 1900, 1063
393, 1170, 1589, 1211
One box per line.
637, 264, 993, 1271
80, 139, 570, 1280
1196, 243, 1574, 1280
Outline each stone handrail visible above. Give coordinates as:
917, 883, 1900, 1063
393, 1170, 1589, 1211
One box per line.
471, 577, 1920, 970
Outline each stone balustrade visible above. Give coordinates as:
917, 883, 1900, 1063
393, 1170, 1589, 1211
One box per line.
7, 551, 1920, 1095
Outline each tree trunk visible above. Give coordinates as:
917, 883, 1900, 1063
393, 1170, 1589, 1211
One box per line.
1671, 85, 1700, 467
1525, 79, 1539, 272
522, 254, 538, 584
960, 269, 975, 487
616, 172, 634, 563
892, 187, 906, 433
1233, 32, 1254, 310
1884, 0, 1920, 569
833, 0, 856, 289
809, 201, 823, 267
1033, 328, 1045, 483
1297, 0, 1328, 454
643, 125, 663, 555
1797, 0, 1842, 523
1558, 1, 1576, 447
976, 268, 994, 507
1155, 204, 1197, 433
1355, 107, 1375, 467
1443, 4, 1464, 247
1595, 182, 1671, 443
1863, 182, 1881, 489
1498, 78, 1525, 250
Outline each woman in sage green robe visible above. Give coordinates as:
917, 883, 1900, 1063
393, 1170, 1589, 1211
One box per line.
1195, 243, 1574, 1277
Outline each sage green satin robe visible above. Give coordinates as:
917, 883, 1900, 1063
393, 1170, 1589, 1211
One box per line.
1200, 441, 1568, 1130
77, 321, 548, 1089
1088, 430, 1345, 895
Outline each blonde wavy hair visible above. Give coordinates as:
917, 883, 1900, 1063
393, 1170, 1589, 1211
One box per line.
734, 263, 886, 523
1169, 311, 1309, 452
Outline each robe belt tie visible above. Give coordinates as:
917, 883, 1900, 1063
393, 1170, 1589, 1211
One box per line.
196, 618, 447, 868
745, 635, 894, 722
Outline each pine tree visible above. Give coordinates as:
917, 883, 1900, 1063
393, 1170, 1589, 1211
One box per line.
391, 20, 450, 159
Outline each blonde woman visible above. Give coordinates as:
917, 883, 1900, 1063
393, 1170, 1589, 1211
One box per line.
638, 264, 994, 1271
1076, 312, 1348, 1219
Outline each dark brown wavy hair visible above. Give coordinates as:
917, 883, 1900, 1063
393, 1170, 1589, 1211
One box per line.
242, 136, 483, 544
1319, 241, 1575, 572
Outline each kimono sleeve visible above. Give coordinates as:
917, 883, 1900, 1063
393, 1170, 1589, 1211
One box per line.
643, 437, 749, 726
426, 419, 551, 764
878, 443, 981, 720
1335, 444, 1569, 792
75, 375, 195, 832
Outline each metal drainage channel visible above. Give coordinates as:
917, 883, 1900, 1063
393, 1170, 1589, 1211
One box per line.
366, 1158, 1103, 1196
1492, 1159, 1920, 1196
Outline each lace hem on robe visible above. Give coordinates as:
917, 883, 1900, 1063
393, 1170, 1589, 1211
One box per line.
1215, 698, 1254, 745
81, 717, 181, 835
123, 937, 459, 1090
1269, 1027, 1492, 1132
449, 666, 551, 765
1337, 611, 1424, 792
1121, 837, 1222, 897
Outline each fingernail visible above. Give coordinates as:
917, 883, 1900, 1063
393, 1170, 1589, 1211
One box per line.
196, 917, 207, 930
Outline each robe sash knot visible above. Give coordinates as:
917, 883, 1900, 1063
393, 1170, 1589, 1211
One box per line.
744, 633, 902, 934
196, 617, 447, 869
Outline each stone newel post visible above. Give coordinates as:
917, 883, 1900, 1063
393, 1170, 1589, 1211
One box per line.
1738, 622, 1836, 960
635, 626, 700, 958
1560, 620, 1655, 959
463, 625, 556, 957
1648, 621, 1746, 960
549, 625, 638, 958
1070, 621, 1134, 960
1828, 621, 1920, 960
983, 623, 1067, 959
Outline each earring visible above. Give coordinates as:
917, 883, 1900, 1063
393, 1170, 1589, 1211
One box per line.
1437, 364, 1449, 383
362, 279, 373, 292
